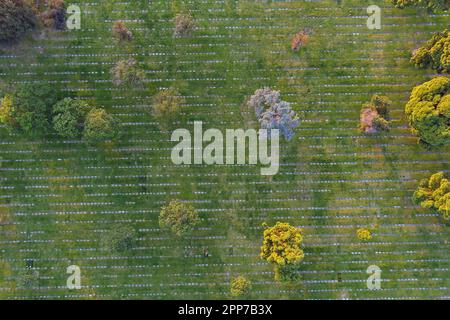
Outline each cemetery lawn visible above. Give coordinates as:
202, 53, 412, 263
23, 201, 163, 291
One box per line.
0, 0, 449, 299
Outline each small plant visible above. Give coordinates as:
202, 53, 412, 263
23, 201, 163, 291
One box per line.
0, 83, 58, 137
230, 276, 251, 297
16, 269, 40, 289
357, 228, 372, 241
101, 225, 136, 253
113, 21, 133, 42
0, 210, 10, 226
291, 30, 309, 51
173, 13, 195, 37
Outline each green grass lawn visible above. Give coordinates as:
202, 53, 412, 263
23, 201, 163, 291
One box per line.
0, 0, 449, 299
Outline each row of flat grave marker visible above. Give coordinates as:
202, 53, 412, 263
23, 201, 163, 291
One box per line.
100, 174, 420, 183
2, 174, 445, 192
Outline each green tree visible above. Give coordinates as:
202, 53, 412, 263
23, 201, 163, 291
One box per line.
101, 225, 136, 253
0, 83, 58, 136
0, 0, 37, 42
413, 172, 450, 221
411, 29, 450, 73
53, 98, 90, 138
159, 200, 199, 237
405, 76, 450, 147
83, 108, 120, 143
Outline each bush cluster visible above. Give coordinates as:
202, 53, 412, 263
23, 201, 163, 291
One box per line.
0, 83, 120, 143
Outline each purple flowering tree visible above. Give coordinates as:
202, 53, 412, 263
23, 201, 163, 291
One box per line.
248, 88, 300, 141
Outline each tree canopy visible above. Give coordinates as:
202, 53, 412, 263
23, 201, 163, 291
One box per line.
357, 228, 373, 241
159, 200, 199, 237
152, 88, 184, 128
83, 107, 120, 143
110, 59, 145, 87
52, 98, 90, 138
412, 29, 450, 73
414, 172, 450, 221
0, 83, 58, 136
260, 222, 304, 267
247, 88, 300, 141
359, 95, 391, 134
405, 76, 450, 147
0, 0, 37, 42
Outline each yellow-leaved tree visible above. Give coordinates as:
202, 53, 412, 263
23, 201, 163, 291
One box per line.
260, 222, 304, 281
